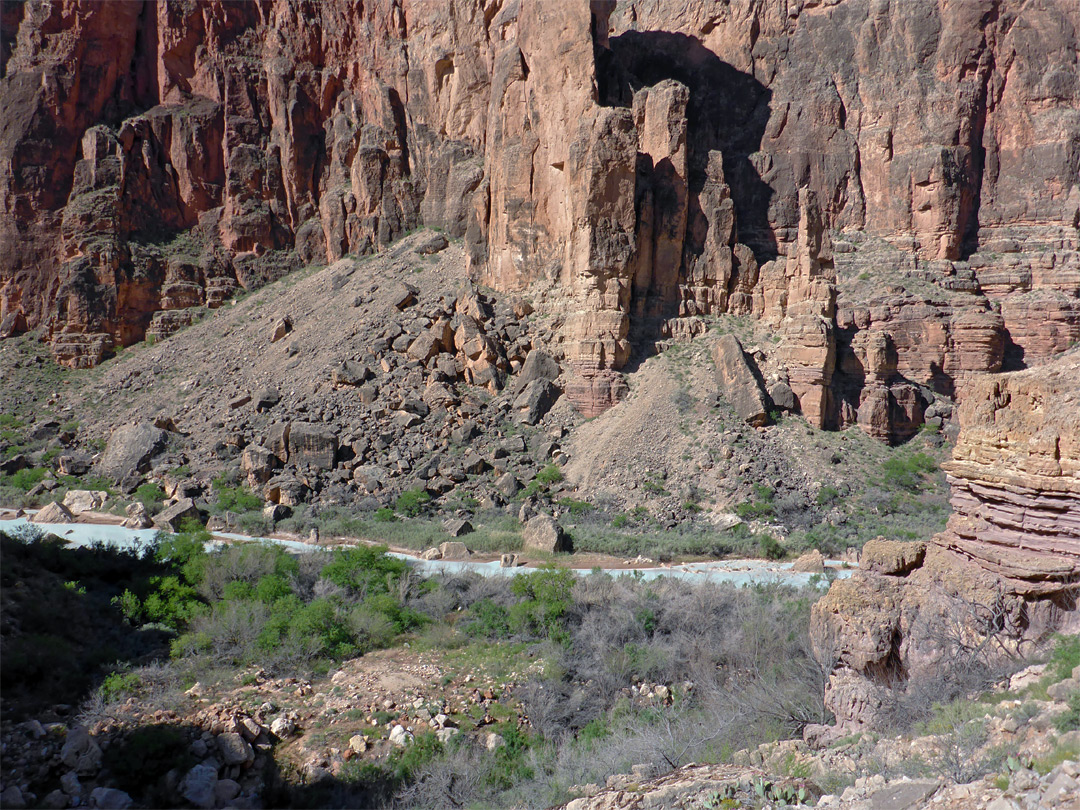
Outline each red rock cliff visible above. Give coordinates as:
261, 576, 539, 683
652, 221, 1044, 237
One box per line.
2, 0, 1078, 434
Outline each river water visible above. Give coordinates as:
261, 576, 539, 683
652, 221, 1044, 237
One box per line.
0, 516, 853, 588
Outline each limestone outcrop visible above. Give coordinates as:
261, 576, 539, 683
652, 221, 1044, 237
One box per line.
810, 352, 1080, 733
1, 0, 1078, 438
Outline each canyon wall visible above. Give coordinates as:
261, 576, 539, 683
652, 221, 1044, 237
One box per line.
2, 0, 1078, 435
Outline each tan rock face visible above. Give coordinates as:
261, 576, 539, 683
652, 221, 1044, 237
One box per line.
939, 350, 1080, 585
811, 351, 1080, 731
1, 0, 1077, 437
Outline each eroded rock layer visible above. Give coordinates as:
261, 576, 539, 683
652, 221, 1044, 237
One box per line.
1, 0, 1078, 435
811, 351, 1080, 733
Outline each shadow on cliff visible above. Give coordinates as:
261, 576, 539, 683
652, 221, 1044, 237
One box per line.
597, 30, 777, 263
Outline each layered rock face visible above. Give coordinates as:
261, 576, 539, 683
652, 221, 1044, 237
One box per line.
811, 352, 1080, 733
2, 0, 1078, 434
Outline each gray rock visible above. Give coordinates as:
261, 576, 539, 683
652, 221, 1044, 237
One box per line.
214, 779, 242, 804
444, 518, 474, 538
254, 388, 281, 411
713, 334, 771, 427
41, 789, 68, 809
513, 349, 560, 395
61, 727, 102, 775
867, 780, 939, 810
0, 786, 26, 809
57, 453, 92, 476
270, 717, 296, 738
89, 787, 133, 809
389, 725, 413, 746
152, 497, 202, 531
495, 472, 520, 499
768, 381, 797, 412
180, 763, 219, 809
414, 232, 449, 255
96, 422, 167, 482
217, 732, 255, 766
522, 514, 571, 553
60, 772, 81, 796
331, 360, 371, 387
390, 283, 418, 310
0, 453, 27, 475
513, 379, 559, 425
500, 553, 522, 568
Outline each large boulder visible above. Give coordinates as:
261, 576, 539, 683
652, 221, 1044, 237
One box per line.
287, 422, 338, 470
513, 349, 560, 395
513, 379, 559, 425
31, 501, 75, 524
152, 498, 202, 531
522, 514, 571, 553
179, 763, 218, 809
61, 727, 102, 775
62, 489, 108, 513
713, 334, 771, 427
217, 732, 254, 766
241, 445, 279, 486
96, 422, 167, 483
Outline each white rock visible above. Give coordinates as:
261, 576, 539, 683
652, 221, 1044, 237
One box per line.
349, 734, 368, 753
388, 725, 412, 747
271, 717, 296, 738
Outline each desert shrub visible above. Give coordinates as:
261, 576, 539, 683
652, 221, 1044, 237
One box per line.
320, 545, 409, 597
758, 534, 786, 560
1048, 633, 1080, 682
99, 670, 141, 703
211, 475, 262, 512
465, 598, 512, 639
1053, 690, 1080, 733
396, 487, 432, 517
536, 465, 564, 485
135, 483, 167, 511
6, 467, 46, 491
508, 566, 575, 644
880, 452, 938, 491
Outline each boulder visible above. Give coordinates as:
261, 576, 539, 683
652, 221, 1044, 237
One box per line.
388, 725, 412, 746
271, 716, 296, 738
180, 763, 218, 809
254, 388, 281, 411
263, 475, 307, 506
287, 422, 338, 470
152, 497, 201, 531
217, 731, 255, 766
269, 316, 292, 342
57, 453, 92, 476
331, 360, 371, 387
790, 549, 826, 573
0, 454, 27, 475
500, 553, 522, 568
495, 472, 520, 498
122, 502, 152, 529
414, 232, 449, 255
522, 514, 571, 553
513, 379, 559, 425
713, 334, 771, 427
861, 538, 927, 576
241, 444, 279, 485
96, 422, 167, 482
88, 788, 133, 809
768, 381, 797, 412
61, 727, 102, 775
348, 734, 368, 753
438, 541, 470, 559
513, 349, 560, 395
214, 780, 241, 805
444, 518, 474, 538
62, 489, 108, 513
31, 501, 75, 524
389, 283, 418, 310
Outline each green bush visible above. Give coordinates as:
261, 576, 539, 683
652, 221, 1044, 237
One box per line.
6, 467, 46, 491
321, 545, 409, 596
536, 465, 564, 485
396, 488, 432, 517
99, 671, 141, 703
135, 483, 167, 510
211, 476, 262, 512
375, 507, 398, 523
509, 566, 575, 644
1048, 634, 1080, 681
880, 452, 938, 491
758, 534, 786, 560
465, 598, 512, 639
1053, 690, 1080, 733
389, 732, 445, 782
